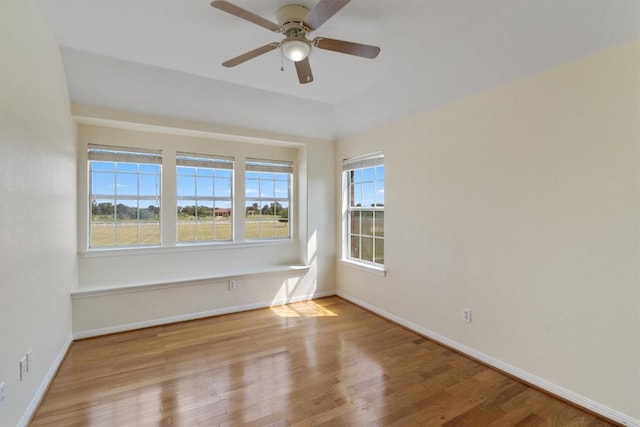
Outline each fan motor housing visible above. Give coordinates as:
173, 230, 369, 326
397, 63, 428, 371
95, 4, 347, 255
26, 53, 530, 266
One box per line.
277, 4, 309, 34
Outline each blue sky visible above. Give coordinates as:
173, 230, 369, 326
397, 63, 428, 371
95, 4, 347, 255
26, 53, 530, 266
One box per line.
91, 162, 383, 208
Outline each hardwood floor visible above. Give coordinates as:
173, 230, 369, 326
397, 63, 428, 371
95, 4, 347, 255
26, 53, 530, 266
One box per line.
32, 297, 613, 426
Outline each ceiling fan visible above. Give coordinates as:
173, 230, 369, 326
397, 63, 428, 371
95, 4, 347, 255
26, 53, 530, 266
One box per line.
211, 0, 381, 84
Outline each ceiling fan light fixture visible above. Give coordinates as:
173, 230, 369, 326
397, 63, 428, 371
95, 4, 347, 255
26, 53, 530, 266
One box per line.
281, 37, 311, 62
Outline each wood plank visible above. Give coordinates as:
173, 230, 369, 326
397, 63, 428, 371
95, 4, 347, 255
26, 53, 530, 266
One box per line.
31, 297, 617, 426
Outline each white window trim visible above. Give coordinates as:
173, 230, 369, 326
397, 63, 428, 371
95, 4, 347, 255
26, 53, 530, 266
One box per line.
176, 151, 234, 244
341, 151, 385, 272
88, 144, 162, 249
84, 145, 297, 253
245, 158, 294, 241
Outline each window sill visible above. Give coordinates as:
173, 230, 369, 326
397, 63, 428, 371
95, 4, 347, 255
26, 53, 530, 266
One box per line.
80, 238, 296, 258
339, 259, 386, 277
71, 264, 310, 298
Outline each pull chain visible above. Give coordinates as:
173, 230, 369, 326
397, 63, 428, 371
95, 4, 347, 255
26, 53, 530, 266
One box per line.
280, 46, 284, 72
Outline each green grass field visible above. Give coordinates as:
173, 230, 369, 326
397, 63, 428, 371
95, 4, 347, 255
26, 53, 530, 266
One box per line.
90, 217, 289, 247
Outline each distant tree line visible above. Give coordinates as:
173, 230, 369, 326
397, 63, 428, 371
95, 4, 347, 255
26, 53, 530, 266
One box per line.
177, 205, 230, 218
245, 202, 288, 218
92, 200, 288, 221
92, 201, 159, 220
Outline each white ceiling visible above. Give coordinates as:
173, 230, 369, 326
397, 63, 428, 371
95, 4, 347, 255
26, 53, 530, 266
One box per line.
36, 0, 640, 140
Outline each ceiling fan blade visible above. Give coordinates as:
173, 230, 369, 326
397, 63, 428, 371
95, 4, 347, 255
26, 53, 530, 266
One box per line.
295, 57, 314, 84
222, 43, 279, 67
211, 1, 280, 32
314, 37, 380, 59
303, 0, 350, 30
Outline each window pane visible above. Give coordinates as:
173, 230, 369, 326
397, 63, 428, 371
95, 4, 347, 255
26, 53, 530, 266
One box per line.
139, 221, 160, 245
91, 171, 115, 195
374, 211, 384, 237
245, 203, 261, 239
214, 169, 230, 179
350, 235, 360, 259
198, 200, 214, 219
91, 222, 115, 247
116, 163, 137, 172
178, 219, 196, 242
276, 201, 289, 238
361, 211, 374, 236
376, 181, 385, 206
196, 214, 214, 241
260, 181, 275, 198
246, 179, 260, 198
139, 174, 160, 197
362, 183, 375, 207
354, 183, 362, 207
116, 220, 137, 246
350, 211, 361, 235
260, 219, 276, 239
139, 202, 159, 220
214, 203, 232, 241
92, 199, 114, 221
116, 173, 137, 196
374, 238, 384, 264
92, 161, 115, 172
197, 176, 213, 196
362, 167, 375, 182
177, 166, 192, 176
177, 175, 195, 198
215, 177, 231, 198
275, 180, 289, 198
361, 237, 374, 262
139, 164, 160, 174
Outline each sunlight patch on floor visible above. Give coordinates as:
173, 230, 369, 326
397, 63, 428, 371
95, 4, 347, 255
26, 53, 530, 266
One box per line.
271, 301, 338, 318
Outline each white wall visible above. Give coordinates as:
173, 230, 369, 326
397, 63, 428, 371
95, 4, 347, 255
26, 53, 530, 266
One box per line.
336, 40, 640, 423
72, 111, 336, 336
0, 1, 76, 425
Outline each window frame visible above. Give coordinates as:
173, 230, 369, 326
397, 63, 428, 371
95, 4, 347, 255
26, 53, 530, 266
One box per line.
88, 144, 162, 249
84, 143, 298, 253
176, 152, 234, 244
342, 152, 385, 270
244, 158, 293, 241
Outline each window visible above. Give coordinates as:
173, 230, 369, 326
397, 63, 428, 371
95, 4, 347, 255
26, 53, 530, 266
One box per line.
343, 153, 384, 266
88, 145, 162, 248
85, 144, 296, 251
245, 158, 293, 240
176, 152, 234, 243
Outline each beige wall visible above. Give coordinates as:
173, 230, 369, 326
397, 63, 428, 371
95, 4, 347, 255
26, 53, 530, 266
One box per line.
0, 1, 76, 425
336, 40, 640, 422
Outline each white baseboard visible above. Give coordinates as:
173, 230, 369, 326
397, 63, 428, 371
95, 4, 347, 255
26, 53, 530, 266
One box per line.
73, 290, 337, 340
18, 333, 73, 427
337, 292, 639, 427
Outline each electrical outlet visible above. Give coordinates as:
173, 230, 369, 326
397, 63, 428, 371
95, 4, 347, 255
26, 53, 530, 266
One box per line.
19, 357, 27, 381
0, 382, 5, 407
228, 280, 236, 290
26, 350, 33, 373
462, 308, 472, 323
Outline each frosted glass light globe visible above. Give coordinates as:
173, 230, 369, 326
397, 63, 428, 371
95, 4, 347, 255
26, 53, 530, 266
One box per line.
282, 38, 311, 62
